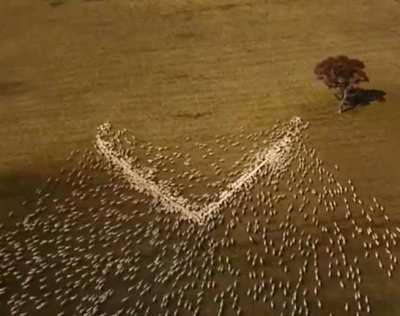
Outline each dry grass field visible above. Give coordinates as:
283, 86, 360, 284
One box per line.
1, 0, 400, 315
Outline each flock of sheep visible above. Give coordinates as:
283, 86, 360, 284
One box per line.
0, 117, 398, 315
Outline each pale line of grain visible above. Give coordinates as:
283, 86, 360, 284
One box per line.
96, 130, 201, 223
96, 117, 304, 225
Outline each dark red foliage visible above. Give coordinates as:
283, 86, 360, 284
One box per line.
314, 55, 369, 91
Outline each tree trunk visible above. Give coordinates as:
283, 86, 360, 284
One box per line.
338, 85, 352, 113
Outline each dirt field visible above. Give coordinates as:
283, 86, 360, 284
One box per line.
1, 0, 400, 315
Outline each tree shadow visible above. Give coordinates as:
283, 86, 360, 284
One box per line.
341, 88, 386, 113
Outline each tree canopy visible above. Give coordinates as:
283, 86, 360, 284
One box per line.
314, 55, 369, 92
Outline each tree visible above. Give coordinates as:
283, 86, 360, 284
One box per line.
314, 55, 370, 113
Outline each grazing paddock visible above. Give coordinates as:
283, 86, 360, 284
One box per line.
1, 0, 400, 315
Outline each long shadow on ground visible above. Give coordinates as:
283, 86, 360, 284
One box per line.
341, 88, 386, 112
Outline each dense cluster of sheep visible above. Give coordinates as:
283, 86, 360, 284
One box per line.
96, 117, 306, 224
0, 117, 398, 315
